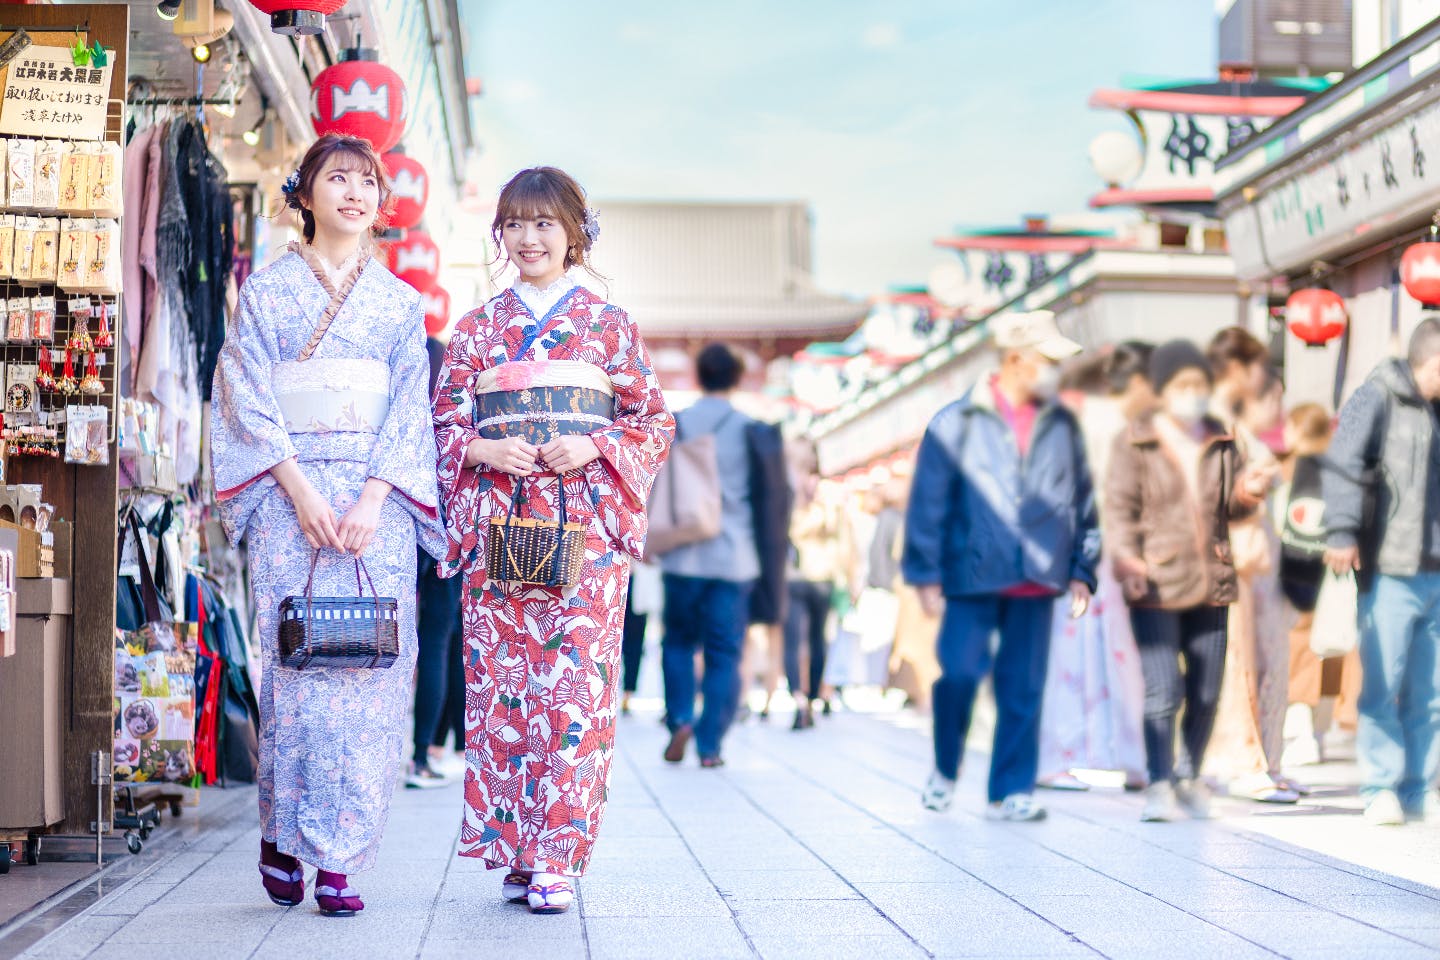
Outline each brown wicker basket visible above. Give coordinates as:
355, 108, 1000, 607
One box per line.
487, 476, 587, 587
278, 553, 399, 669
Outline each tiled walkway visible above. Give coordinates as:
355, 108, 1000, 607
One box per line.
7, 708, 1440, 959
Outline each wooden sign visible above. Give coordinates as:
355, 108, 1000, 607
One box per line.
0, 45, 113, 141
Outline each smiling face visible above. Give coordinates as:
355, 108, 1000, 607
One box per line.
500, 212, 571, 288
302, 156, 381, 243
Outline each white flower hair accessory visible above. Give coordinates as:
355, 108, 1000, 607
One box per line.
281, 170, 303, 210
581, 207, 600, 246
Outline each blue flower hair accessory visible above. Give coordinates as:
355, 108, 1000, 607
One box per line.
581, 207, 600, 246
281, 170, 303, 210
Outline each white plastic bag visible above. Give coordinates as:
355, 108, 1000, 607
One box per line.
1310, 570, 1359, 659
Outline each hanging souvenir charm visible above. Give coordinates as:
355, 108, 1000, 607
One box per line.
93, 301, 113, 349
58, 348, 77, 395
35, 348, 55, 392
67, 305, 92, 351
80, 351, 104, 396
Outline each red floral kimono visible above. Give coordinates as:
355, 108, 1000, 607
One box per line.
433, 278, 672, 877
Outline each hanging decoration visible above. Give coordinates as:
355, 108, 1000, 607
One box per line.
309, 48, 407, 153
1285, 287, 1348, 348
382, 149, 428, 232
1401, 239, 1440, 307
250, 1, 348, 37
421, 285, 450, 337
385, 230, 439, 292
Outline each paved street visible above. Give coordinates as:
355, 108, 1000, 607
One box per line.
8, 705, 1440, 960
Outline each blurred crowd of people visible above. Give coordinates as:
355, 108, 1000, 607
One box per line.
406, 323, 1440, 831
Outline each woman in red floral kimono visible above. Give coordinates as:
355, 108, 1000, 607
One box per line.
433, 167, 673, 914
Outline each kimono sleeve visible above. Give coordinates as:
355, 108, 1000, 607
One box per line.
209, 280, 298, 546
368, 300, 446, 559
589, 305, 675, 513
432, 308, 488, 577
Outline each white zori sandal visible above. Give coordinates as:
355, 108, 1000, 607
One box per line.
502, 872, 532, 903
527, 873, 575, 914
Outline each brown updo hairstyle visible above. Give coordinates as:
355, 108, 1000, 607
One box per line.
286, 134, 393, 244
1286, 402, 1333, 455
491, 166, 602, 280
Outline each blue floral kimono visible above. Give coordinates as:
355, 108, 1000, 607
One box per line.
210, 244, 445, 873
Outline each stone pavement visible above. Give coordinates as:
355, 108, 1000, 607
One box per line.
7, 706, 1440, 960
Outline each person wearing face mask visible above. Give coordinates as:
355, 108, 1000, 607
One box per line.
903, 311, 1100, 821
1106, 340, 1269, 822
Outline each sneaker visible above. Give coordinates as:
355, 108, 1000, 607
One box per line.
986, 793, 1047, 822
1141, 782, 1183, 822
1175, 779, 1214, 820
1364, 789, 1406, 826
404, 763, 449, 789
921, 771, 956, 812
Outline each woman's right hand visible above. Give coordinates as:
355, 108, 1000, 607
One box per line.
1113, 554, 1149, 596
289, 480, 342, 551
465, 436, 539, 476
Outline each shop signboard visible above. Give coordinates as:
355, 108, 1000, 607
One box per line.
0, 45, 114, 141
1124, 109, 1279, 197
1227, 95, 1440, 278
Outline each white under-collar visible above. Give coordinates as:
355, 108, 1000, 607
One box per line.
513, 273, 578, 318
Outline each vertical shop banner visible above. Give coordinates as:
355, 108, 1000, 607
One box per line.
0, 46, 113, 140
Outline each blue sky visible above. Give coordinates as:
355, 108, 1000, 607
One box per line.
459, 1, 1217, 298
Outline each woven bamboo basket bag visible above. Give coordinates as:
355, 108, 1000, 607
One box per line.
278, 552, 400, 669
487, 475, 587, 588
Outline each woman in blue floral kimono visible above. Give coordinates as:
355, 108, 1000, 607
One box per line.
211, 135, 444, 916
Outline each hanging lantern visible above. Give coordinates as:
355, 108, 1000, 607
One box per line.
386, 230, 439, 292
382, 149, 429, 232
421, 286, 451, 338
249, 1, 347, 37
1286, 288, 1348, 348
310, 48, 407, 153
1401, 240, 1440, 307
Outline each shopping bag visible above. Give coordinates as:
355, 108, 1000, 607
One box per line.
1309, 570, 1359, 659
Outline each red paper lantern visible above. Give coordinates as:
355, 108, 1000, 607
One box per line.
386, 231, 439, 292
310, 49, 407, 153
382, 150, 428, 232
1401, 241, 1440, 307
421, 286, 451, 338
1286, 288, 1347, 348
250, 1, 347, 36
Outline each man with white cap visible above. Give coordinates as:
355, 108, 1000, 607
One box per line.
902, 310, 1100, 820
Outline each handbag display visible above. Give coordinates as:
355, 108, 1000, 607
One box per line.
278, 552, 399, 669
487, 475, 586, 588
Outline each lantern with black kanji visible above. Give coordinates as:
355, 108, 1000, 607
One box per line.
386, 230, 439, 292
249, 1, 347, 37
382, 149, 428, 232
422, 286, 451, 338
1286, 288, 1347, 348
1401, 241, 1440, 308
310, 48, 407, 153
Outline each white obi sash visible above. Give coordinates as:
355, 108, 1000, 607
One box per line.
272, 358, 390, 435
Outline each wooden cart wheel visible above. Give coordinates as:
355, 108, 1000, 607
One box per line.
23, 837, 38, 866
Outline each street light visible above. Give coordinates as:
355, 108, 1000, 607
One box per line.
1088, 130, 1143, 187
192, 43, 212, 63
157, 0, 182, 20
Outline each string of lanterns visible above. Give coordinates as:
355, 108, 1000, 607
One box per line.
1283, 215, 1440, 349
253, 1, 451, 335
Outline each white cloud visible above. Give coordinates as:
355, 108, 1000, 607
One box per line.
862, 22, 902, 49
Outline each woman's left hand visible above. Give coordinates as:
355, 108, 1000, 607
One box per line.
337, 480, 391, 556
539, 435, 603, 474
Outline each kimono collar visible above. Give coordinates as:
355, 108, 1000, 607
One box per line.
289, 241, 371, 299
513, 273, 579, 318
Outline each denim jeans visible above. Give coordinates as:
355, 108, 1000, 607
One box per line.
413, 553, 463, 768
933, 594, 1054, 803
1358, 573, 1440, 811
785, 579, 831, 700
661, 573, 755, 758
1129, 605, 1229, 786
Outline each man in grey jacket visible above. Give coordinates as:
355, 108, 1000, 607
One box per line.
1324, 318, 1440, 826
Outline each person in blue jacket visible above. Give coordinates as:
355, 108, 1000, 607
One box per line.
903, 311, 1100, 821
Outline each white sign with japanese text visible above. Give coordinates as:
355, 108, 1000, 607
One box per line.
0, 46, 113, 140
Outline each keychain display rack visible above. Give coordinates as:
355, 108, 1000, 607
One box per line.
0, 98, 121, 465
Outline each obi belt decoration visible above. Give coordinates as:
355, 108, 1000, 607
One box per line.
473, 360, 615, 446
272, 358, 390, 435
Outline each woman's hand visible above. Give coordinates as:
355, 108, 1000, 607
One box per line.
539, 435, 602, 474
337, 479, 392, 556
465, 436, 539, 476
272, 458, 342, 551
1113, 554, 1149, 598
1237, 463, 1280, 505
